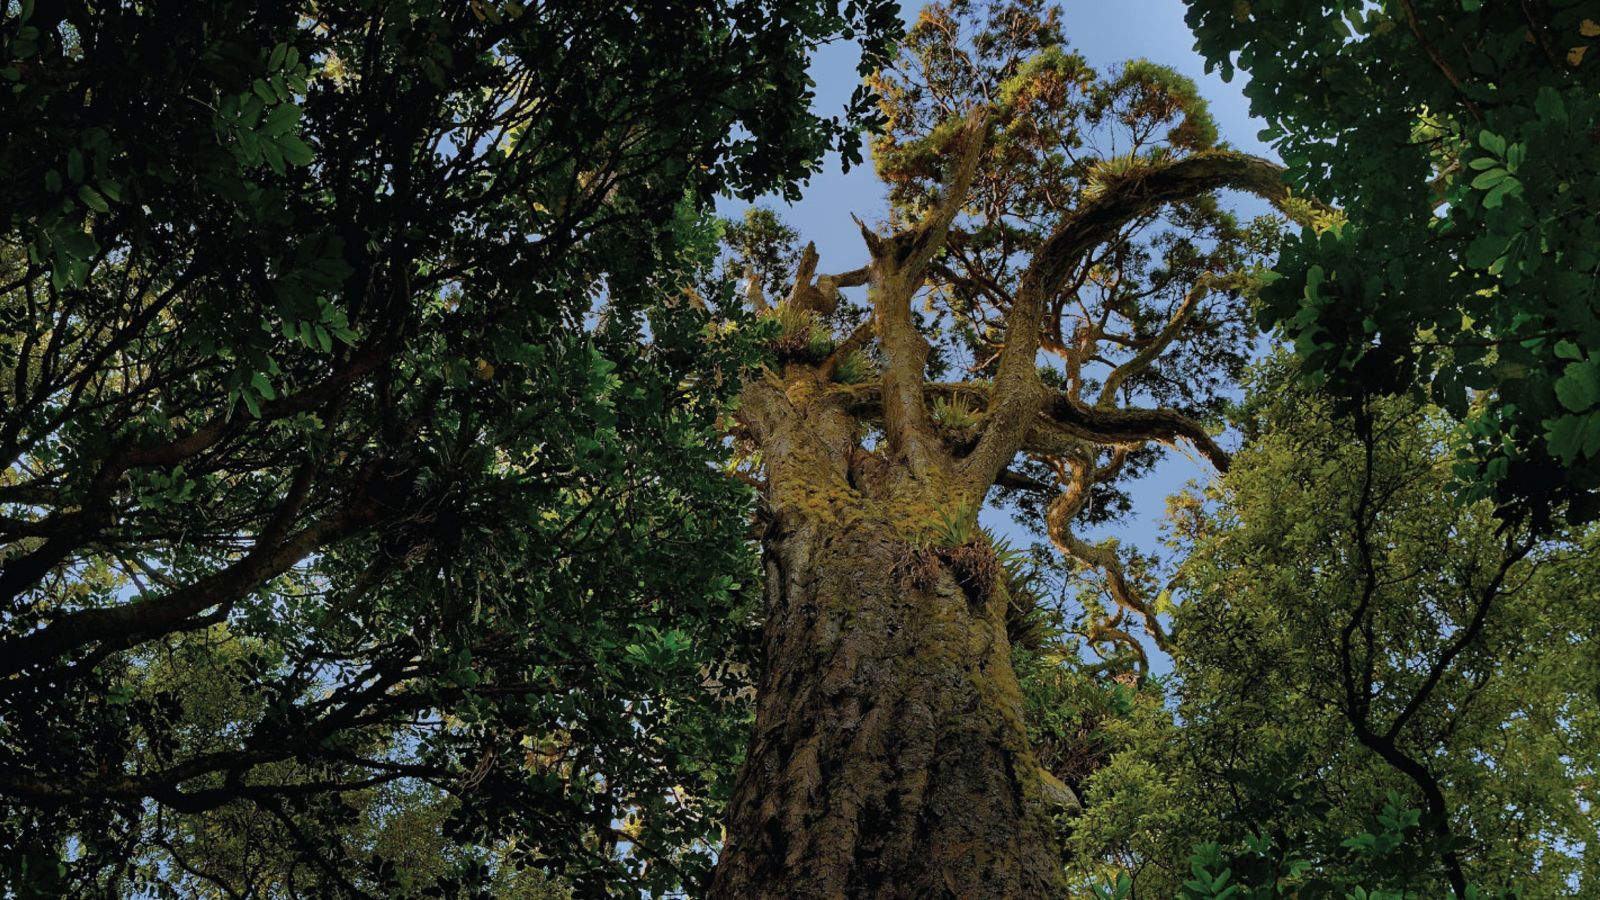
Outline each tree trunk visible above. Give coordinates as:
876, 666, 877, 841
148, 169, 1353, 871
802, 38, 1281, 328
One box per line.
710, 509, 1064, 898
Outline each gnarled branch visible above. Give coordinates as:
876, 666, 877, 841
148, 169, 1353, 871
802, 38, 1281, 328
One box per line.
960, 151, 1293, 493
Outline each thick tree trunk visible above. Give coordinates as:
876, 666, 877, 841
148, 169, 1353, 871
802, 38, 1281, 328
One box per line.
710, 510, 1064, 898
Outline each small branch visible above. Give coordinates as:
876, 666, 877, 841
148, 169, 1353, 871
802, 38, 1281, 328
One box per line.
959, 150, 1291, 494
1397, 0, 1482, 120
1043, 395, 1231, 473
1096, 273, 1223, 408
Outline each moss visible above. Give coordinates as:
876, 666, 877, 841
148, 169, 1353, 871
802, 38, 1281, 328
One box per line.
830, 350, 876, 385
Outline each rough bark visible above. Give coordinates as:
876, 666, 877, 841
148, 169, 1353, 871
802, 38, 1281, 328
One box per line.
710, 506, 1063, 898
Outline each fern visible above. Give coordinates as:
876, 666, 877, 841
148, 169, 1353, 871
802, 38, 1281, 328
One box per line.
932, 393, 981, 429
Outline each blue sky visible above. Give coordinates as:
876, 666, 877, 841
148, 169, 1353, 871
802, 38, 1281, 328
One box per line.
718, 0, 1279, 669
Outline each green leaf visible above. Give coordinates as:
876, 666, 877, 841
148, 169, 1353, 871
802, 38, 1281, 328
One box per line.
1535, 85, 1565, 121
1482, 178, 1517, 208
1546, 412, 1599, 462
1465, 235, 1506, 269
1477, 130, 1506, 157
250, 371, 277, 401
1470, 168, 1508, 189
263, 102, 301, 136
1555, 360, 1599, 412
77, 185, 110, 212
278, 134, 315, 167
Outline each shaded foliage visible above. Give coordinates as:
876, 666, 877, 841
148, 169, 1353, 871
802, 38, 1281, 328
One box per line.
0, 0, 897, 895
1186, 0, 1600, 525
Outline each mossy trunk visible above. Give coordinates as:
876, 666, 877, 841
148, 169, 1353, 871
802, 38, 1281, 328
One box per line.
709, 510, 1063, 898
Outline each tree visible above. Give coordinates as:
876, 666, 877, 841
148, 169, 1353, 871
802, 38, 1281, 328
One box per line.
707, 2, 1305, 893
0, 1, 897, 895
1066, 359, 1600, 898
1184, 0, 1600, 524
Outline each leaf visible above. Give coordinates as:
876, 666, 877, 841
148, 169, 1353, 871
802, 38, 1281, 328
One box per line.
1554, 360, 1599, 412
263, 102, 301, 136
1570, 46, 1588, 67
262, 141, 286, 176
1470, 168, 1508, 189
250, 371, 277, 401
278, 134, 315, 167
1482, 178, 1517, 208
1304, 264, 1325, 301
1546, 412, 1598, 462
1535, 85, 1565, 121
1465, 235, 1506, 269
1477, 130, 1506, 157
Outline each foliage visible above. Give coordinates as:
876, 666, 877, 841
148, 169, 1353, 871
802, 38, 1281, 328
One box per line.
1184, 0, 1600, 524
1066, 359, 1600, 897
0, 0, 898, 895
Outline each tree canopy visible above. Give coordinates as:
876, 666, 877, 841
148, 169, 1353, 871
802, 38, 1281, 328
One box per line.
1185, 0, 1600, 524
0, 0, 896, 895
1067, 359, 1600, 897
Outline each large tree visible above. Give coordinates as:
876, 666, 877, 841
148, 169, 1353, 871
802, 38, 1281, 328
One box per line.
1067, 359, 1600, 898
0, 1, 896, 895
708, 2, 1304, 894
1184, 0, 1600, 524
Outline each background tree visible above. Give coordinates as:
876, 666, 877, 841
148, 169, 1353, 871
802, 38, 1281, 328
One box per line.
708, 2, 1305, 894
0, 1, 897, 895
1184, 0, 1600, 524
1065, 360, 1600, 897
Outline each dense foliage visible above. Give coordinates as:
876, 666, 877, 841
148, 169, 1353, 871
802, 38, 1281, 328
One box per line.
1184, 0, 1600, 524
1064, 361, 1600, 896
0, 1, 896, 895
5, 0, 1597, 895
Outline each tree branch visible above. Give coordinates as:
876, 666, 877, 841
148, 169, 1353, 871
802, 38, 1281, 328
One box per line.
960, 150, 1291, 493
865, 106, 991, 481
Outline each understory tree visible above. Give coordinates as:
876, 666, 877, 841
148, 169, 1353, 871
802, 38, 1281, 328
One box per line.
1067, 359, 1600, 898
708, 2, 1306, 894
1184, 0, 1600, 523
0, 1, 896, 895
